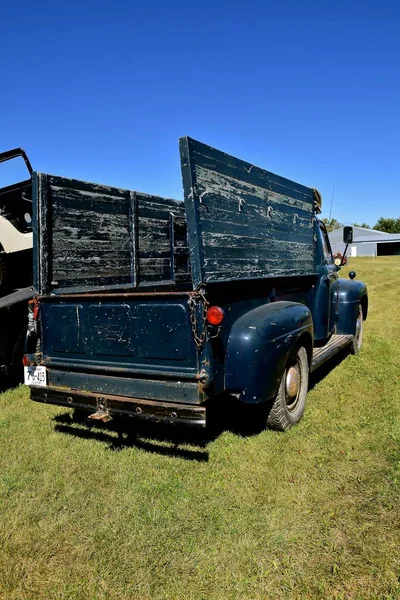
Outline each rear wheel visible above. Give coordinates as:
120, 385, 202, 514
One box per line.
266, 346, 309, 431
350, 304, 363, 355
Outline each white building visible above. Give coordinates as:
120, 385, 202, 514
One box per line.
329, 226, 400, 257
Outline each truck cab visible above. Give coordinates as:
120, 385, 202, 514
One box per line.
312, 220, 366, 346
25, 138, 367, 431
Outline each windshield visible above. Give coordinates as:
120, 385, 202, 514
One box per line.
0, 150, 32, 189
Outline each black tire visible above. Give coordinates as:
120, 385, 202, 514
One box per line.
266, 346, 309, 431
350, 304, 363, 355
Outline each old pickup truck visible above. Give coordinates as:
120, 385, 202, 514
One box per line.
25, 138, 367, 430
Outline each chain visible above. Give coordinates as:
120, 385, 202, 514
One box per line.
187, 289, 209, 350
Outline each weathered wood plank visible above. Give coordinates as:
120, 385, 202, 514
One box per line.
204, 267, 310, 282
204, 257, 314, 274
201, 219, 312, 245
202, 231, 311, 250
136, 192, 184, 210
205, 243, 313, 261
52, 215, 130, 237
51, 187, 128, 207
52, 237, 130, 251
49, 176, 128, 198
199, 212, 312, 243
137, 198, 185, 216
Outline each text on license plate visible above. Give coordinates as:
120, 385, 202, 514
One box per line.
24, 366, 47, 387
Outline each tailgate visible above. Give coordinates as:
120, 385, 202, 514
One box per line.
40, 294, 198, 376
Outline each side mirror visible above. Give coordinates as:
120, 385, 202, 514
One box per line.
343, 226, 353, 244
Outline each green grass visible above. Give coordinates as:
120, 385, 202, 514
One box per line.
1, 256, 399, 600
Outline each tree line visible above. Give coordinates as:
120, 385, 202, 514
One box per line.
322, 217, 400, 234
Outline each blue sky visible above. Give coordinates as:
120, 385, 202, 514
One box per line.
1, 0, 399, 226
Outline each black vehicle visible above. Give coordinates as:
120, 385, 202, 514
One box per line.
25, 138, 367, 430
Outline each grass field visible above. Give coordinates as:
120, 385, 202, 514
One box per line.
0, 257, 399, 600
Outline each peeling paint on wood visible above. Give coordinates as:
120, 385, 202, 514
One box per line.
36, 175, 190, 294
179, 137, 316, 287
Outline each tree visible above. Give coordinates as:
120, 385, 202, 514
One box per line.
373, 217, 400, 234
352, 222, 370, 229
322, 217, 343, 232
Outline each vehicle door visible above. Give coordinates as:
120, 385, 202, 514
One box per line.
316, 222, 339, 337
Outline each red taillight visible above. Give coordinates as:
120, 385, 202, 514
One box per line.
22, 354, 29, 366
206, 306, 224, 326
29, 299, 40, 320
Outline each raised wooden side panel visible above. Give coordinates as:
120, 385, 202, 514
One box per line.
180, 137, 316, 287
40, 175, 189, 293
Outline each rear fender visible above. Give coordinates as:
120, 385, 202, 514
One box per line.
224, 301, 313, 404
336, 279, 368, 336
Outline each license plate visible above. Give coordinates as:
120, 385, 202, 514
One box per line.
24, 366, 47, 387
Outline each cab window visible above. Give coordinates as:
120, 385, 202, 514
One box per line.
318, 224, 334, 265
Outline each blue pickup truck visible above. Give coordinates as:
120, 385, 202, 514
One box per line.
25, 138, 367, 431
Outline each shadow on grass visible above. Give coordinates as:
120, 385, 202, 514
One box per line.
54, 414, 213, 462
52, 347, 352, 462
52, 394, 262, 462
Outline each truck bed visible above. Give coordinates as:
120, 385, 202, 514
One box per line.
33, 138, 318, 297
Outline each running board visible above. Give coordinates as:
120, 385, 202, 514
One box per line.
311, 334, 354, 372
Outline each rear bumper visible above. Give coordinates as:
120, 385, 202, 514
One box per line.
30, 386, 206, 428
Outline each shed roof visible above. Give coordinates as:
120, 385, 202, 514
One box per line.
328, 226, 400, 244
354, 234, 400, 243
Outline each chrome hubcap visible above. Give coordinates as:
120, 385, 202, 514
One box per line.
286, 366, 300, 400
